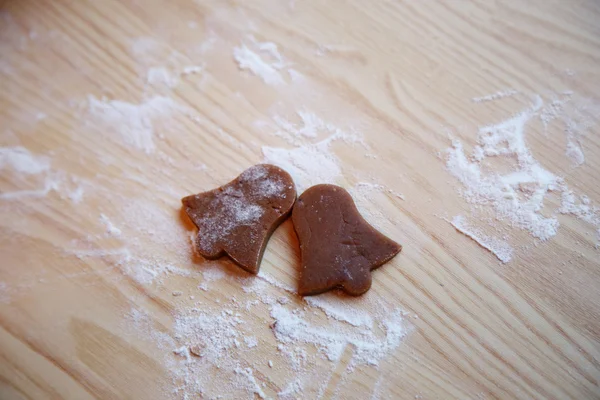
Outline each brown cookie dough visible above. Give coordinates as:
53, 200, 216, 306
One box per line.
292, 184, 402, 296
182, 164, 296, 274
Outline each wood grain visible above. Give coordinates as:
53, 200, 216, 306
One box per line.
1, 0, 600, 399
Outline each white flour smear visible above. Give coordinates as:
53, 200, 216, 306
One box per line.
273, 110, 328, 142
86, 95, 180, 153
472, 89, 518, 103
278, 379, 304, 399
348, 182, 402, 234
271, 303, 408, 368
447, 93, 600, 256
181, 65, 204, 76
538, 92, 600, 167
0, 146, 50, 174
559, 191, 600, 229
99, 213, 122, 237
146, 66, 179, 88
126, 307, 262, 399
354, 182, 403, 201
233, 36, 289, 85
0, 146, 63, 200
125, 265, 410, 399
447, 96, 560, 241
304, 294, 374, 328
262, 110, 367, 191
267, 109, 367, 148
70, 200, 197, 286
449, 215, 513, 263
262, 142, 341, 191
0, 282, 11, 304
130, 35, 207, 89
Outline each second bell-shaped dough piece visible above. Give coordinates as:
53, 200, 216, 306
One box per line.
292, 184, 402, 296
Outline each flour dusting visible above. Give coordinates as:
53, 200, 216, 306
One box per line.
0, 146, 50, 174
188, 165, 289, 254
305, 294, 373, 328
472, 89, 518, 103
124, 260, 411, 399
233, 35, 295, 86
146, 66, 179, 88
262, 143, 341, 191
87, 95, 180, 153
271, 303, 408, 368
447, 96, 560, 241
447, 92, 600, 257
233, 45, 285, 85
0, 146, 62, 200
538, 92, 600, 167
99, 213, 122, 237
450, 215, 513, 263
262, 110, 368, 191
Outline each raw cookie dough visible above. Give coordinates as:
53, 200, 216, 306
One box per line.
292, 184, 402, 296
182, 164, 296, 274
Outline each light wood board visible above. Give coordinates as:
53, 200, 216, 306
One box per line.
1, 0, 600, 399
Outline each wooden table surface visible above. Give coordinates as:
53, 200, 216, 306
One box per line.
1, 1, 600, 399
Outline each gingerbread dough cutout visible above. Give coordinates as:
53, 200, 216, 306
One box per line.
182, 164, 296, 274
292, 184, 402, 296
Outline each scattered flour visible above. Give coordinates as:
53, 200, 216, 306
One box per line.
565, 140, 584, 167
181, 65, 204, 76
99, 213, 122, 237
0, 282, 11, 304
538, 92, 600, 167
167, 308, 260, 399
70, 199, 197, 286
349, 182, 404, 233
124, 256, 411, 399
447, 92, 600, 257
472, 89, 518, 103
305, 294, 373, 328
0, 146, 63, 200
256, 270, 295, 293
0, 177, 60, 200
233, 44, 285, 85
202, 264, 228, 284
273, 110, 323, 140
244, 336, 258, 348
232, 35, 300, 86
270, 303, 408, 367
262, 141, 341, 191
0, 146, 50, 174
559, 191, 600, 227
446, 96, 560, 241
262, 110, 367, 191
233, 367, 266, 399
86, 95, 180, 153
68, 184, 85, 204
354, 182, 404, 201
146, 66, 179, 88
449, 215, 513, 263
278, 379, 304, 399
